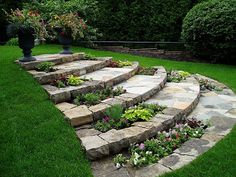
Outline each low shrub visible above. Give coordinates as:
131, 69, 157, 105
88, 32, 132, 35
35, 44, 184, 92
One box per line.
74, 86, 126, 106
36, 62, 55, 72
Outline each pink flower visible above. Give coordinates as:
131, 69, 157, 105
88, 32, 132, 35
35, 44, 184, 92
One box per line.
139, 143, 145, 150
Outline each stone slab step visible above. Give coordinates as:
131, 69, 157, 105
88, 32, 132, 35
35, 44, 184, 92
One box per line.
43, 62, 139, 103
16, 53, 84, 70
90, 75, 236, 177
79, 76, 200, 160
28, 57, 112, 84
56, 66, 167, 126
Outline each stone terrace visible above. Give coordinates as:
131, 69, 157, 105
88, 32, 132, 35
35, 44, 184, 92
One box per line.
17, 53, 236, 177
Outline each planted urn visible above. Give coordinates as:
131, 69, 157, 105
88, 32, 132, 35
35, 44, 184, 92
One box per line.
5, 9, 47, 62
49, 13, 87, 55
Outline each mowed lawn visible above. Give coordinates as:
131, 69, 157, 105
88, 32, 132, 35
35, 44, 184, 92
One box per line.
0, 44, 235, 177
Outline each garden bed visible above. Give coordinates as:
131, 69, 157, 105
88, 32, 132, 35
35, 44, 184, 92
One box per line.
113, 118, 208, 168
93, 103, 166, 133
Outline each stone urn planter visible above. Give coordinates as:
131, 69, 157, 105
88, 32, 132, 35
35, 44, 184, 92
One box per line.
58, 33, 73, 55
18, 28, 36, 62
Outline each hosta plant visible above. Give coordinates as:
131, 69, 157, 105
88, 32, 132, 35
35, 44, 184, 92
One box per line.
53, 75, 86, 87
167, 70, 190, 83
94, 103, 165, 132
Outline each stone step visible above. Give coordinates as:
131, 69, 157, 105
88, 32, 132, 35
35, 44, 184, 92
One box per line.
56, 66, 167, 126
90, 75, 236, 177
16, 53, 84, 70
28, 57, 112, 84
79, 76, 200, 160
43, 62, 139, 103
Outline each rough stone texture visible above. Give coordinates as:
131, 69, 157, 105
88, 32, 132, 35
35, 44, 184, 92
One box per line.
43, 63, 139, 104
29, 59, 110, 84
159, 153, 195, 170
80, 135, 109, 160
76, 128, 101, 138
17, 53, 84, 70
83, 63, 138, 85
131, 163, 171, 177
174, 138, 215, 157
102, 98, 126, 107
56, 102, 77, 112
64, 105, 93, 126
115, 66, 167, 102
89, 103, 111, 121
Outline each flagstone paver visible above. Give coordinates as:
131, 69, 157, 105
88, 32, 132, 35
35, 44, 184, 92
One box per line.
17, 53, 84, 70
56, 66, 167, 125
43, 62, 139, 103
29, 58, 112, 84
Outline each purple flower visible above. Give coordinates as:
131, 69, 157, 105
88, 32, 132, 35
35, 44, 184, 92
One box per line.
103, 116, 110, 122
139, 143, 145, 150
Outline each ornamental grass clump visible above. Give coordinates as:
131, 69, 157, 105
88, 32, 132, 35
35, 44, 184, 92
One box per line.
113, 118, 207, 168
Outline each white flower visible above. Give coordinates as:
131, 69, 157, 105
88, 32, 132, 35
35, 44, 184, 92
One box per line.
115, 163, 121, 169
146, 151, 152, 155
133, 159, 138, 165
165, 132, 170, 138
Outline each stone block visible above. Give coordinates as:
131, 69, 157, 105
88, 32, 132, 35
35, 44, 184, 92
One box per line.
64, 105, 93, 126
55, 102, 77, 112
159, 153, 195, 170
80, 135, 109, 160
76, 128, 101, 138
89, 103, 110, 121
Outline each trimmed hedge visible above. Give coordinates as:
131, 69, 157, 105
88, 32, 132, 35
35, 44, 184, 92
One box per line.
182, 0, 236, 64
95, 0, 203, 41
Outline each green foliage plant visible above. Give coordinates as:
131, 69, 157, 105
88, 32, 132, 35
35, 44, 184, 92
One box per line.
181, 0, 236, 64
66, 75, 84, 86
36, 62, 55, 72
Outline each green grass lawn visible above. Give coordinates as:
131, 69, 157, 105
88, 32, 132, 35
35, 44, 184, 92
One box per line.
0, 44, 235, 177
